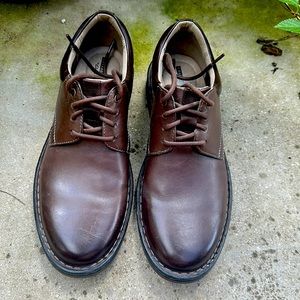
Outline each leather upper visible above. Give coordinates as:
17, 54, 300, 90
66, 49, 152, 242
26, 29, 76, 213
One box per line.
142, 149, 228, 271
140, 20, 229, 273
36, 11, 133, 267
39, 141, 129, 265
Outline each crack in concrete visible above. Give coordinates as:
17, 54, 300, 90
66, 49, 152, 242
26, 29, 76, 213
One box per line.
0, 189, 25, 206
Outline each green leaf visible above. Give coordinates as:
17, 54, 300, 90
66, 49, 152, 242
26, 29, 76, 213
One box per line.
277, 0, 299, 7
275, 18, 300, 33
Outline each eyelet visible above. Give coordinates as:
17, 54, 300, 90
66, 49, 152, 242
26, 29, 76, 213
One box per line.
69, 87, 76, 96
200, 106, 208, 113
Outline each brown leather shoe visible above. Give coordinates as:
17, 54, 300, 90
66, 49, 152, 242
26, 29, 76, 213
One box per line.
136, 20, 232, 282
33, 11, 133, 276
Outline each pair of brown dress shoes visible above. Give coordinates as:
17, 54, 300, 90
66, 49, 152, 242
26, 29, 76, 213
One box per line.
33, 11, 232, 282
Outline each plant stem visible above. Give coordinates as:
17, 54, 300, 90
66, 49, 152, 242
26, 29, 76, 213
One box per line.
276, 33, 299, 41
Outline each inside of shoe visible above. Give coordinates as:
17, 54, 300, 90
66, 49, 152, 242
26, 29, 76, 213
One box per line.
67, 14, 127, 79
160, 22, 214, 88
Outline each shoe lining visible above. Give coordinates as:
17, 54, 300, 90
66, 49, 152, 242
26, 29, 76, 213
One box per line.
74, 47, 122, 75
68, 13, 127, 80
159, 21, 215, 89
162, 54, 205, 87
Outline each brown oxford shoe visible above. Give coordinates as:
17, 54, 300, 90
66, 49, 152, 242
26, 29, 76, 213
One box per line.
33, 11, 133, 276
136, 20, 232, 282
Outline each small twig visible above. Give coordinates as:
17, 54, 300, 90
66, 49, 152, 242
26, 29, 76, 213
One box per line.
283, 3, 291, 12
283, 3, 300, 20
0, 189, 25, 206
276, 33, 299, 42
283, 3, 294, 15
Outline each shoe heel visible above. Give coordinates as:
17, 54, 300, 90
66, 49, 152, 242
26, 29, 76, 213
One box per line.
145, 62, 154, 113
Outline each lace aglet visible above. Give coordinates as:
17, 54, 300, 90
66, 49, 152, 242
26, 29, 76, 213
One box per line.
66, 34, 72, 42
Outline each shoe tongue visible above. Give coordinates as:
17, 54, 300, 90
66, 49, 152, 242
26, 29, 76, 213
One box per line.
78, 78, 116, 131
80, 78, 115, 97
168, 85, 210, 105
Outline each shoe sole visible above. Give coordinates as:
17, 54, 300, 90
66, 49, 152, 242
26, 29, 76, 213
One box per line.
33, 133, 133, 277
135, 62, 233, 283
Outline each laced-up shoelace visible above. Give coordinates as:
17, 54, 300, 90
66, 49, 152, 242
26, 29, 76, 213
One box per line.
161, 52, 224, 147
65, 34, 124, 142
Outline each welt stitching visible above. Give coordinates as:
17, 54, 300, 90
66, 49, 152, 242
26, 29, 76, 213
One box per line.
209, 88, 223, 159
104, 87, 125, 152
52, 81, 83, 146
148, 148, 172, 156
52, 120, 79, 145
218, 108, 223, 159
53, 116, 57, 144
106, 144, 127, 153
36, 148, 130, 270
52, 138, 78, 146
139, 166, 230, 276
218, 136, 222, 159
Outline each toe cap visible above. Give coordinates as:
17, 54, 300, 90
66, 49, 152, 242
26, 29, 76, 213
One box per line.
143, 210, 222, 272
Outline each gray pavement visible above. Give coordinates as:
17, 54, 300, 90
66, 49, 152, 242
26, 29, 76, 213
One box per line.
0, 1, 299, 299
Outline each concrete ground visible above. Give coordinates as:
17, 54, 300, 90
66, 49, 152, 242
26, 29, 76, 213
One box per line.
0, 1, 299, 299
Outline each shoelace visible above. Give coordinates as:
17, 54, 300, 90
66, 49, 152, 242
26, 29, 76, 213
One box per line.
66, 70, 123, 142
65, 34, 124, 141
161, 52, 224, 147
